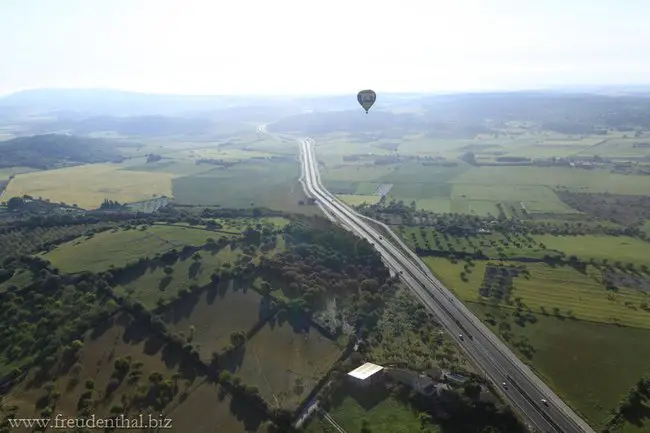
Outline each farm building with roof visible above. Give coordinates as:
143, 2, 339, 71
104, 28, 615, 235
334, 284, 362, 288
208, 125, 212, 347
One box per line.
347, 362, 384, 386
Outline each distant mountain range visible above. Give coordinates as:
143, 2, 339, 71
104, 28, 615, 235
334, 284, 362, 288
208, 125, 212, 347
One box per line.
3, 87, 650, 139
270, 92, 650, 136
0, 88, 290, 117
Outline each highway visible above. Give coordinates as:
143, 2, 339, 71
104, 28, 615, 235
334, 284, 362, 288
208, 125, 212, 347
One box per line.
297, 136, 595, 433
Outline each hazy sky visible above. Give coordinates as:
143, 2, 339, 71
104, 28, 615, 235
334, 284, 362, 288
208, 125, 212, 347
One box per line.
1, 0, 649, 95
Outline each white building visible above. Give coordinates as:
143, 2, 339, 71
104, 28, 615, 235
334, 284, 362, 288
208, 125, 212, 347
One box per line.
347, 362, 384, 387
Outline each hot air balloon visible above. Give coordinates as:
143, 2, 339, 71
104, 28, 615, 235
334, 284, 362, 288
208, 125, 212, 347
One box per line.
357, 89, 376, 113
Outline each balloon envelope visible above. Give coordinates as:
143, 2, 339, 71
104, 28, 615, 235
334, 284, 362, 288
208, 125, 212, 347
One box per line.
357, 89, 376, 113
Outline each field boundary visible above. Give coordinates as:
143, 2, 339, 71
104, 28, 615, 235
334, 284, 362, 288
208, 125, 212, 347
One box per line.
153, 222, 241, 235
467, 299, 650, 331
291, 338, 355, 421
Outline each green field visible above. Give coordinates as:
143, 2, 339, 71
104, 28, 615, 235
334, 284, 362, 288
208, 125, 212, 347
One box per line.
338, 194, 381, 206
354, 182, 381, 195
470, 302, 650, 430
226, 320, 342, 410
451, 183, 578, 215
511, 262, 650, 328
44, 225, 227, 273
534, 234, 650, 266
172, 160, 316, 214
411, 197, 453, 213
0, 268, 34, 293
0, 223, 117, 261
387, 182, 453, 199
307, 390, 426, 433
502, 144, 592, 158
115, 246, 240, 309
166, 381, 264, 433
173, 216, 290, 232
424, 257, 650, 328
422, 257, 488, 301
120, 159, 216, 176
402, 227, 550, 259
424, 253, 650, 428
162, 282, 266, 362
320, 164, 396, 183
452, 166, 650, 196
315, 133, 650, 216
0, 166, 40, 180
575, 138, 650, 159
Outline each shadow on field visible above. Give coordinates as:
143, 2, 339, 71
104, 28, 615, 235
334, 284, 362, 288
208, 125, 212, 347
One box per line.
159, 275, 173, 290
623, 403, 650, 428
122, 316, 149, 345
220, 346, 247, 373
330, 381, 390, 411
230, 278, 246, 295
158, 346, 199, 383
205, 278, 233, 304
143, 334, 165, 356
274, 309, 311, 335
259, 296, 272, 321
162, 291, 202, 324
188, 261, 201, 279
90, 314, 115, 340
112, 265, 149, 286
229, 394, 265, 432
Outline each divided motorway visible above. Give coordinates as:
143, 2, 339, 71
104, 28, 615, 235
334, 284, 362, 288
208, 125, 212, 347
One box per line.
297, 137, 595, 433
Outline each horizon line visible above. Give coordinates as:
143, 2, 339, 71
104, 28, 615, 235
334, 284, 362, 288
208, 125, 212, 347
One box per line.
3, 83, 650, 99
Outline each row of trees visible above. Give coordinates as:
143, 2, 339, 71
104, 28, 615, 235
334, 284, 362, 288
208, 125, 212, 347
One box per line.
358, 198, 647, 239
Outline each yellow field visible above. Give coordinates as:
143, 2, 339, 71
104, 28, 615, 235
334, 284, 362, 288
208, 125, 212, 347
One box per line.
4, 163, 173, 209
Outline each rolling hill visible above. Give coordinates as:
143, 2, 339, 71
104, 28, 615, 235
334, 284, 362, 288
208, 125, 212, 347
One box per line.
0, 134, 124, 169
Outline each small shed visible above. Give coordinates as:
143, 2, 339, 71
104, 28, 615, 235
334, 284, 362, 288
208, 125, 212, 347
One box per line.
347, 362, 384, 387
387, 368, 436, 396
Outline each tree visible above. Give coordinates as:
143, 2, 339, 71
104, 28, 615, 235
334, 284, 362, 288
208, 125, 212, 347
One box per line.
230, 331, 246, 347
418, 412, 433, 430
259, 281, 272, 295
262, 421, 279, 433
149, 372, 163, 384
463, 381, 481, 400
7, 196, 25, 210
219, 371, 232, 384
70, 339, 84, 351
